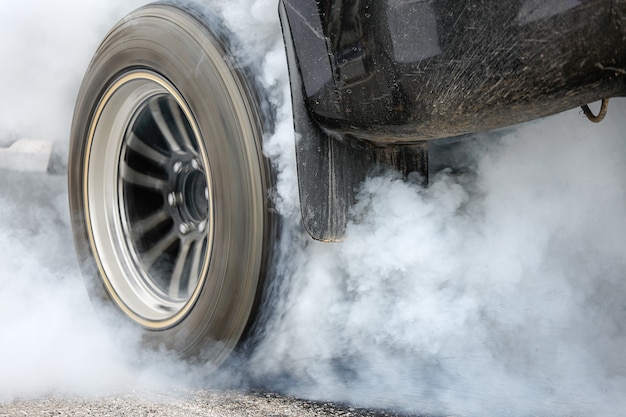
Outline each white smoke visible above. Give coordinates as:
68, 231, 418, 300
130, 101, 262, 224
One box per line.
0, 0, 197, 402
2, 1, 626, 416
0, 1, 148, 146
250, 100, 626, 417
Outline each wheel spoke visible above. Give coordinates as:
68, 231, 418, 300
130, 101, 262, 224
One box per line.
131, 209, 170, 240
149, 99, 181, 153
168, 99, 196, 153
141, 229, 178, 270
187, 236, 206, 295
126, 132, 170, 166
120, 160, 166, 190
169, 239, 193, 298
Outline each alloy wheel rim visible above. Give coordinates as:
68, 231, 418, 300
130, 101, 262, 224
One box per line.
84, 71, 214, 328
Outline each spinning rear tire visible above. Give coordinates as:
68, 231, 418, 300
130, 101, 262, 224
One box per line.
68, 2, 275, 366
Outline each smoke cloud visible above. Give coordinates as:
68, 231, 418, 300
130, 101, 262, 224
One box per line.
0, 1, 147, 146
250, 100, 626, 417
0, 0, 200, 401
1, 1, 626, 417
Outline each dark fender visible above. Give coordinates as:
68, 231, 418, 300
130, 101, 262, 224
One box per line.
279, 0, 626, 241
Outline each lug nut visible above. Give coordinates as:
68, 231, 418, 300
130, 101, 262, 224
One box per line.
198, 221, 207, 233
173, 161, 183, 173
167, 192, 181, 206
191, 159, 200, 170
179, 223, 192, 234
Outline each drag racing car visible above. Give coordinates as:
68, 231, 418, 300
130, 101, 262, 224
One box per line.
68, 0, 626, 365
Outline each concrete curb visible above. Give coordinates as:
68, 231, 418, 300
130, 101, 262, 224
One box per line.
0, 139, 52, 172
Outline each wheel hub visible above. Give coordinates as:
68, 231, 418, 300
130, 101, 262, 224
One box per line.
166, 155, 209, 237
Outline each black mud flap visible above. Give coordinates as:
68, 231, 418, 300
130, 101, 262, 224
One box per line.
295, 128, 428, 242
280, 1, 427, 242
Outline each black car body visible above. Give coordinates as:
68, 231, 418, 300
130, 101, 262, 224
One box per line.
279, 0, 626, 241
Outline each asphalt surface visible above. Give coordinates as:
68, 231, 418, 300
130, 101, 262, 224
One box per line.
1, 390, 414, 417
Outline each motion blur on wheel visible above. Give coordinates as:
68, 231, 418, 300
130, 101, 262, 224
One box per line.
68, 2, 275, 365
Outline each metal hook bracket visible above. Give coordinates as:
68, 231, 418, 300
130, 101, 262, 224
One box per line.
581, 98, 610, 123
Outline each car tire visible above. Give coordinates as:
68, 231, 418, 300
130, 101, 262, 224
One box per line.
68, 1, 275, 366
